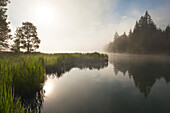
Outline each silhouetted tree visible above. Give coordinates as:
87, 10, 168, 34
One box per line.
165, 25, 170, 52
0, 0, 11, 50
114, 32, 119, 39
108, 32, 128, 53
15, 22, 40, 53
129, 11, 157, 53
106, 11, 170, 54
11, 28, 23, 52
113, 32, 119, 52
107, 32, 119, 52
165, 25, 170, 35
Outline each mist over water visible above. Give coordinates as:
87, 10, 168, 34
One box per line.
40, 50, 104, 54
41, 53, 170, 113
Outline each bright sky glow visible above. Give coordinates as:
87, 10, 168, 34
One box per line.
7, 0, 170, 53
36, 6, 54, 24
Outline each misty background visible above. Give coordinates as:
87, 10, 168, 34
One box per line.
7, 0, 170, 53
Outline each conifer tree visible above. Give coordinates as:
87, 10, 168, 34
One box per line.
106, 11, 170, 54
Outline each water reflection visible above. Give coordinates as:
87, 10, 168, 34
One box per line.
45, 57, 108, 77
43, 80, 53, 96
41, 54, 170, 113
19, 56, 108, 112
109, 54, 170, 97
18, 53, 170, 113
21, 90, 44, 113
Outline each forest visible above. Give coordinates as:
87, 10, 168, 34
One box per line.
106, 11, 170, 54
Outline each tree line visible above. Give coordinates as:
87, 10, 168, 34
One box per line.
106, 11, 170, 54
0, 0, 40, 53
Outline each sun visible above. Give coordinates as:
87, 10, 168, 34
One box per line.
36, 6, 54, 24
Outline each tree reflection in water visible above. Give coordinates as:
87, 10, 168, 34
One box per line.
109, 54, 170, 97
46, 56, 108, 77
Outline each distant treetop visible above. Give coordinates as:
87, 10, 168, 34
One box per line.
106, 11, 170, 54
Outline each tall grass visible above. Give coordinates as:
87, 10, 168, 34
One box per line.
0, 52, 108, 112
0, 55, 46, 113
0, 85, 24, 113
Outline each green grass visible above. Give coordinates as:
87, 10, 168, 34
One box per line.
0, 52, 108, 112
0, 85, 24, 113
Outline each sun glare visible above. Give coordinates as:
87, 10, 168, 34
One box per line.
43, 82, 53, 96
36, 6, 54, 24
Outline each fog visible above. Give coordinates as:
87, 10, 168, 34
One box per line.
7, 0, 170, 53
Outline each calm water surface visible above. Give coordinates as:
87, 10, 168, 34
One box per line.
41, 54, 170, 113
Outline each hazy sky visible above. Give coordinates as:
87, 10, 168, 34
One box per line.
7, 0, 170, 53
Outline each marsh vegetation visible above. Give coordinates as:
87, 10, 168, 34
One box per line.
0, 52, 108, 112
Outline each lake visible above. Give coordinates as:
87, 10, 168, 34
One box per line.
41, 53, 170, 113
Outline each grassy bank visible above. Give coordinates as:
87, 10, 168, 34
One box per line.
0, 52, 108, 112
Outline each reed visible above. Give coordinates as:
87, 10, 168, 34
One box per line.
0, 85, 24, 113
0, 52, 108, 112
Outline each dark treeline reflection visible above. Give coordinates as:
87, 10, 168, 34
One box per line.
109, 54, 170, 97
46, 55, 108, 77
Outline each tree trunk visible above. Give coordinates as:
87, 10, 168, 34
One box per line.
27, 43, 30, 53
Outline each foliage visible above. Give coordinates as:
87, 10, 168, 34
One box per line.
106, 11, 170, 54
11, 28, 23, 52
0, 0, 10, 6
0, 0, 11, 50
11, 22, 40, 53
